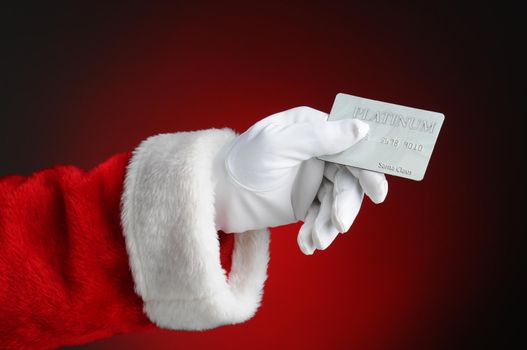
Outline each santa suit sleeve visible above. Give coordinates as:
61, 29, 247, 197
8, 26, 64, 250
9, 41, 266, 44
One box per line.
0, 128, 270, 350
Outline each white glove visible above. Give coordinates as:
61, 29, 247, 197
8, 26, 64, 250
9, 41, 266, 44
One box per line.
213, 106, 388, 254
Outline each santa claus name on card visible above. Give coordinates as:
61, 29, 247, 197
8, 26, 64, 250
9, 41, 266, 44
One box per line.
0, 106, 388, 349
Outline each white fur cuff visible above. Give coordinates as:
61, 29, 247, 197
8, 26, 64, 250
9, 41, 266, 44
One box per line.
121, 128, 270, 330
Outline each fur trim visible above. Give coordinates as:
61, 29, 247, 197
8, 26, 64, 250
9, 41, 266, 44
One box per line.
121, 128, 270, 330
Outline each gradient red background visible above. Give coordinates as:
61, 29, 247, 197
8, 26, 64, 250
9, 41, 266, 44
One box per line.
0, 2, 520, 349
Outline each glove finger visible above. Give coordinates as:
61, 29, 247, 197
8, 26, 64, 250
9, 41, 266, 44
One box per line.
266, 118, 369, 162
297, 200, 320, 255
312, 180, 340, 250
291, 157, 325, 221
331, 168, 364, 232
346, 167, 388, 204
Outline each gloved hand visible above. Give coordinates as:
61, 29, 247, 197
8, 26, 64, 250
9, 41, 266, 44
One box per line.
213, 106, 388, 254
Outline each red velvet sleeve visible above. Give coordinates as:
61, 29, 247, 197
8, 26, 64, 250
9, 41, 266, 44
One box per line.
0, 152, 235, 349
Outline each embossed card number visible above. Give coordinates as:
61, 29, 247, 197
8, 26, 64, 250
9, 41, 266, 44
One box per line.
318, 93, 445, 181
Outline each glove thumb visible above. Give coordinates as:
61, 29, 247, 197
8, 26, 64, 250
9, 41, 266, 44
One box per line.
272, 118, 370, 161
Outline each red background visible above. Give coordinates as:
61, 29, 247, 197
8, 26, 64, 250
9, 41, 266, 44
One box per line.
0, 2, 520, 349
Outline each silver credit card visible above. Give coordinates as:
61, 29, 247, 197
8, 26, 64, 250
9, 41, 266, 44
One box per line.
318, 93, 445, 181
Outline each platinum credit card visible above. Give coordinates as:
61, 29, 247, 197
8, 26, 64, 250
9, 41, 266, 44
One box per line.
318, 93, 445, 181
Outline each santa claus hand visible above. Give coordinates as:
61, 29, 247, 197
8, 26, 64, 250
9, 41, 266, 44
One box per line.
212, 106, 387, 251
